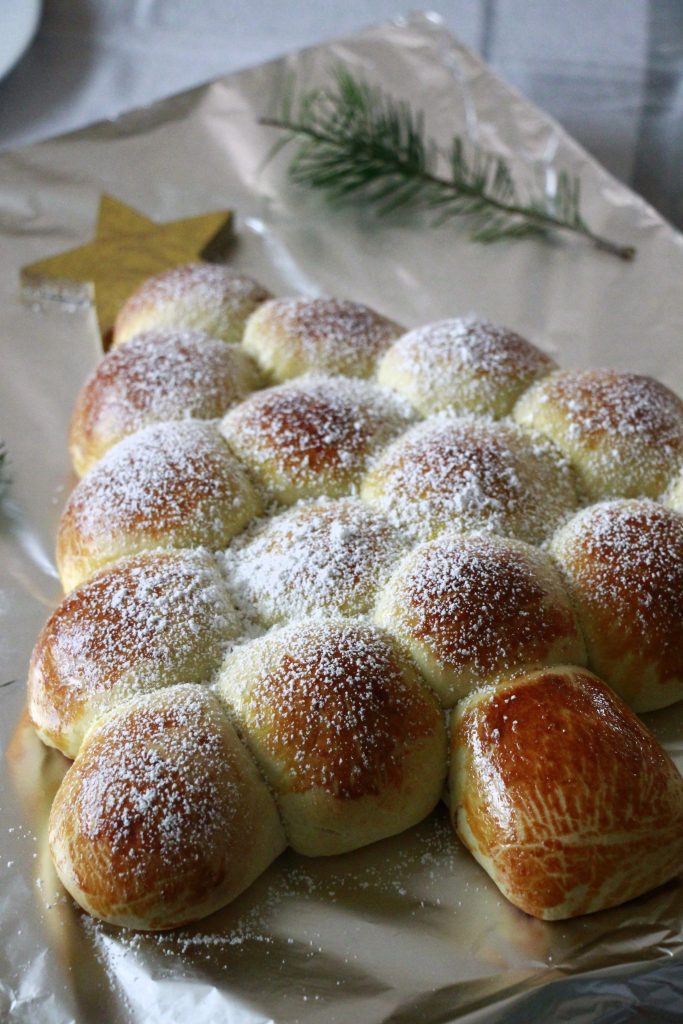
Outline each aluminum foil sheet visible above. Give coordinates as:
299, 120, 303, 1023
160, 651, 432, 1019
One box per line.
2, 12, 683, 1023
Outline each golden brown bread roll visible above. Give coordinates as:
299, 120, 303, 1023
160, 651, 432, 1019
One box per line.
361, 414, 580, 544
113, 263, 271, 346
375, 531, 586, 707
49, 685, 287, 930
69, 329, 262, 476
550, 499, 683, 712
513, 369, 683, 500
57, 420, 263, 592
220, 376, 413, 504
28, 549, 241, 758
224, 497, 405, 625
378, 317, 555, 417
243, 297, 403, 381
450, 665, 683, 920
216, 621, 447, 856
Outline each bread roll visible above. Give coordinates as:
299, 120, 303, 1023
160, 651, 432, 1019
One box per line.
57, 420, 262, 592
225, 497, 405, 625
513, 369, 683, 500
550, 499, 683, 712
49, 686, 287, 929
378, 317, 555, 417
375, 531, 585, 707
220, 376, 413, 505
69, 329, 262, 476
450, 666, 683, 919
243, 297, 403, 381
29, 550, 241, 758
361, 414, 580, 544
113, 263, 271, 346
216, 621, 446, 856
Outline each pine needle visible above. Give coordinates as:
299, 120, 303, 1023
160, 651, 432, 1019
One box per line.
260, 66, 635, 261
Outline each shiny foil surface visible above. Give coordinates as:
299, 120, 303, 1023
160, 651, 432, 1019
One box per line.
2, 13, 683, 1023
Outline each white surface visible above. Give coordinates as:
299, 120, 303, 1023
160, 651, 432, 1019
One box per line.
0, 1, 650, 183
0, 0, 41, 81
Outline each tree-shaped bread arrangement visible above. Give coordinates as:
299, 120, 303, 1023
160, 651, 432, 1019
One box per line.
29, 262, 683, 929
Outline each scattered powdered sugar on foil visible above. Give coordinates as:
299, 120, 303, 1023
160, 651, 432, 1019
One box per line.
222, 497, 407, 623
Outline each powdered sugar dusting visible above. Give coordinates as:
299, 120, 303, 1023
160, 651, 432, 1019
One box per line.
552, 499, 683, 633
246, 297, 402, 379
377, 531, 582, 693
361, 413, 579, 545
34, 550, 240, 727
114, 263, 271, 343
60, 421, 260, 565
223, 498, 406, 624
220, 376, 414, 502
379, 316, 554, 416
221, 621, 440, 800
71, 329, 260, 469
515, 369, 683, 499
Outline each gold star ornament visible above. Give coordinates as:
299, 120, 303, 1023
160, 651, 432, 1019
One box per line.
21, 195, 234, 349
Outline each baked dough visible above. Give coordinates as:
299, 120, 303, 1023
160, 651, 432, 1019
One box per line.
514, 368, 683, 500
113, 263, 271, 345
243, 297, 402, 381
69, 328, 261, 476
224, 497, 405, 625
57, 420, 262, 591
450, 665, 683, 919
29, 549, 240, 758
216, 621, 446, 856
550, 499, 683, 712
378, 316, 555, 417
361, 414, 580, 544
49, 686, 286, 930
375, 531, 585, 706
220, 376, 413, 504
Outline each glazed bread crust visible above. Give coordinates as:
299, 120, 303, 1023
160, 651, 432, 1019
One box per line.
450, 666, 683, 920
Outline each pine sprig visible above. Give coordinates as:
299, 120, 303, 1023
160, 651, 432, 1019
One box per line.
260, 67, 635, 261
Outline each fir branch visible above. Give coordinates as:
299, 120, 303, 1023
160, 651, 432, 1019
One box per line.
260, 67, 635, 261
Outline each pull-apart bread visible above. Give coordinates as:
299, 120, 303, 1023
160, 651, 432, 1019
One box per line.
27, 263, 683, 929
